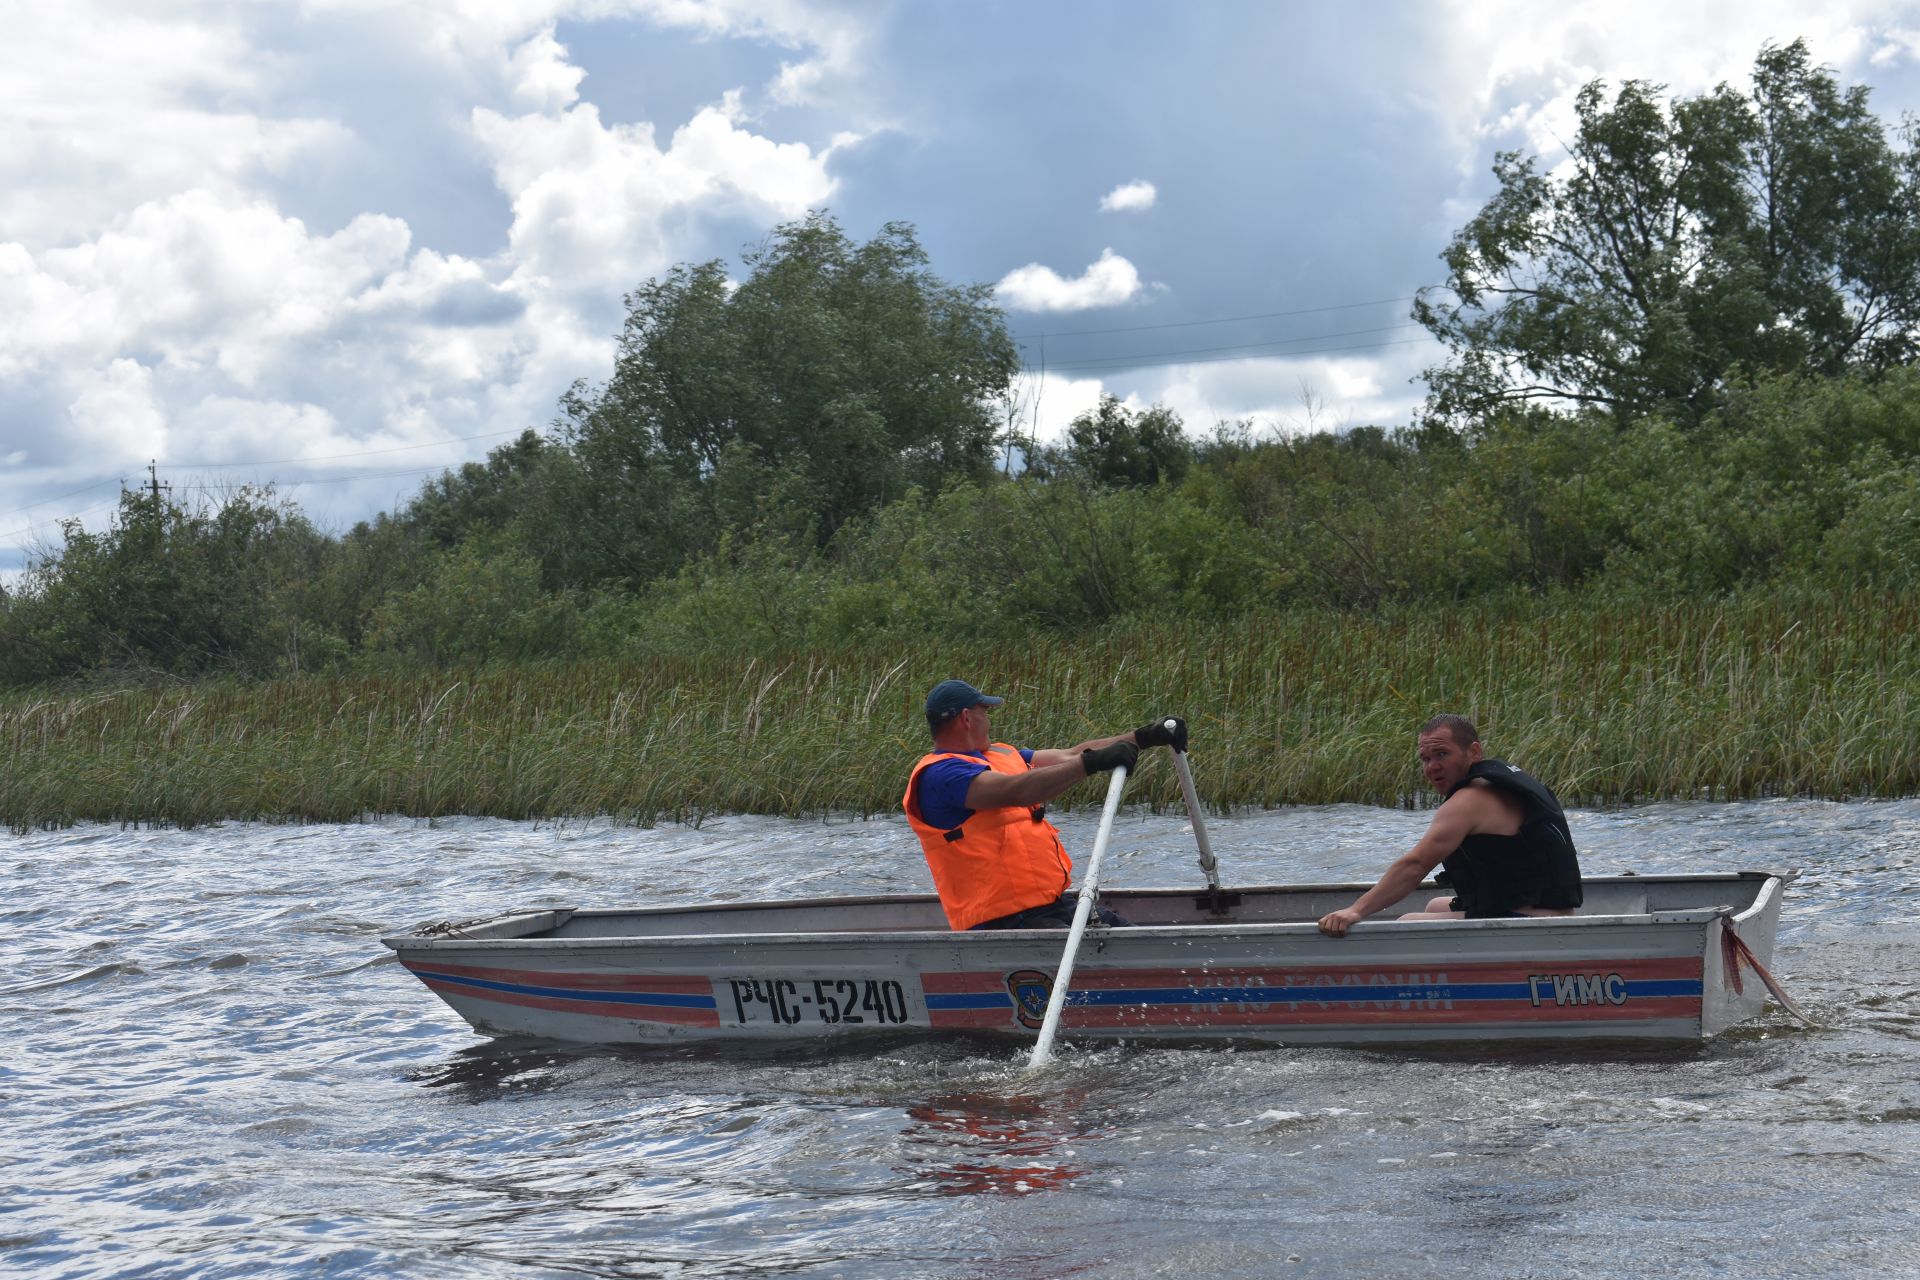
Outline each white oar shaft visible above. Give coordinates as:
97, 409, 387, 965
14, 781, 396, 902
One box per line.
1027, 763, 1128, 1070
1170, 748, 1220, 892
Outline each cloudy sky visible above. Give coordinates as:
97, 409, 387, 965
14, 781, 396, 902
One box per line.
5, 0, 1920, 577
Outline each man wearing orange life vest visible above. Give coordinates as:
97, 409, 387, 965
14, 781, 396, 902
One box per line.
902, 679, 1187, 931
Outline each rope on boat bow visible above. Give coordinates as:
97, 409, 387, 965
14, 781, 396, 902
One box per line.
417, 914, 510, 940
1719, 915, 1817, 1028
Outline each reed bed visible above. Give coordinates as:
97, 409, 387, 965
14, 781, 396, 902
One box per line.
3, 590, 1915, 830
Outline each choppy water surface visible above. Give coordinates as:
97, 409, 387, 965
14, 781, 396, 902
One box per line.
5, 799, 1919, 1279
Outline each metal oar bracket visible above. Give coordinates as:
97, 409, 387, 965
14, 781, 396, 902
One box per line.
1194, 886, 1242, 916
1171, 745, 1238, 916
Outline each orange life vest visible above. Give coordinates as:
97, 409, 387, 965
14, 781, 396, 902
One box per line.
903, 743, 1072, 931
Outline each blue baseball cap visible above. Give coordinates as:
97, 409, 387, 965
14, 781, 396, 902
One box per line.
925, 679, 1005, 719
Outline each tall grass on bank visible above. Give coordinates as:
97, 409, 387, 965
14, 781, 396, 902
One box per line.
3, 590, 1916, 831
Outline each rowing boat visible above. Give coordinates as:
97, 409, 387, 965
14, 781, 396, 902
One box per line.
382, 871, 1796, 1047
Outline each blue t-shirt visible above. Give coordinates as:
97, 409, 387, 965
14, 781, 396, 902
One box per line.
916, 748, 1035, 830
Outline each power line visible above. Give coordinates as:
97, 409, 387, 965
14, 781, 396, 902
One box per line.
0, 461, 488, 552
1019, 334, 1435, 376
167, 428, 526, 470
0, 496, 124, 551
98, 461, 489, 493
1031, 322, 1427, 371
0, 429, 530, 534
0, 477, 122, 522
272, 463, 478, 489
1010, 295, 1418, 342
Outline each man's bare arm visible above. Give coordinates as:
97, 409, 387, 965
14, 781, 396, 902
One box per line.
1317, 790, 1497, 936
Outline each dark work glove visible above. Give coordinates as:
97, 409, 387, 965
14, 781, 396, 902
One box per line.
1082, 741, 1139, 775
1133, 717, 1189, 752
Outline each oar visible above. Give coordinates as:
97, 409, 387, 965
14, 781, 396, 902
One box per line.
1027, 763, 1128, 1070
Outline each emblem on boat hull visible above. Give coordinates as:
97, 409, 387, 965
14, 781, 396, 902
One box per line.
1006, 969, 1052, 1029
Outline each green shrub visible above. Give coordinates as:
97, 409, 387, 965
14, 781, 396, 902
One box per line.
365, 544, 579, 666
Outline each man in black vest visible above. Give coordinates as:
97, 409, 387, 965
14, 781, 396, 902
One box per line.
1317, 714, 1582, 937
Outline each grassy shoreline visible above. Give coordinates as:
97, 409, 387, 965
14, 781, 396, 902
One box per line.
4, 590, 1916, 831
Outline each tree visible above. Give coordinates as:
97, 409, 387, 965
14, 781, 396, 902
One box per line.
0, 484, 326, 682
561, 212, 1020, 585
393, 429, 606, 592
400, 429, 556, 551
1416, 41, 1920, 427
1036, 394, 1192, 487
364, 542, 578, 667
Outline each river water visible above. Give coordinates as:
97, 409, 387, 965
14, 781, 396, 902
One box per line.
5, 798, 1918, 1279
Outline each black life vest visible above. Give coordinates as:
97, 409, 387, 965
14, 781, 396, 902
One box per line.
1438, 760, 1583, 918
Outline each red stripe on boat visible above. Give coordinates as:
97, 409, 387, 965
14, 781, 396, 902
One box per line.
404, 960, 711, 994
417, 976, 721, 1026
921, 972, 1016, 995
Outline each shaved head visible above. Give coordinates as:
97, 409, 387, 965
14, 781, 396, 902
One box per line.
1419, 714, 1480, 749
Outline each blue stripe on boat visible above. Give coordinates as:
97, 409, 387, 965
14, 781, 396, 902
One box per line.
926, 992, 1012, 1011
1067, 979, 1701, 1005
418, 969, 717, 1009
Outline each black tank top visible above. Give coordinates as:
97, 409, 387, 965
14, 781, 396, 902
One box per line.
1439, 760, 1583, 917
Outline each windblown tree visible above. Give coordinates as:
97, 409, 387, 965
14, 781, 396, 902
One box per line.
401, 429, 560, 551
556, 213, 1020, 585
1036, 394, 1193, 488
1416, 40, 1920, 426
0, 485, 326, 682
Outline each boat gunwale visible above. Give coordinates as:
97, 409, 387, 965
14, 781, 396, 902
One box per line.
559, 869, 1793, 921
381, 871, 1792, 952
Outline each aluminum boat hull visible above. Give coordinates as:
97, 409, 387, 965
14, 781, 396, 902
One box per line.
382, 872, 1792, 1047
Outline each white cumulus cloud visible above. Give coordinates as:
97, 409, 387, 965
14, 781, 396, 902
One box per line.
996, 248, 1145, 312
66, 358, 169, 460
1433, 0, 1917, 162
1005, 370, 1110, 444
1, 4, 867, 568
504, 24, 587, 112
1099, 179, 1157, 212
1008, 341, 1439, 449
473, 93, 839, 297
1871, 27, 1920, 65
0, 1, 352, 247
1148, 353, 1420, 436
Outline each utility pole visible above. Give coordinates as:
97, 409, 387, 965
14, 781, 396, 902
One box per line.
144, 459, 172, 552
